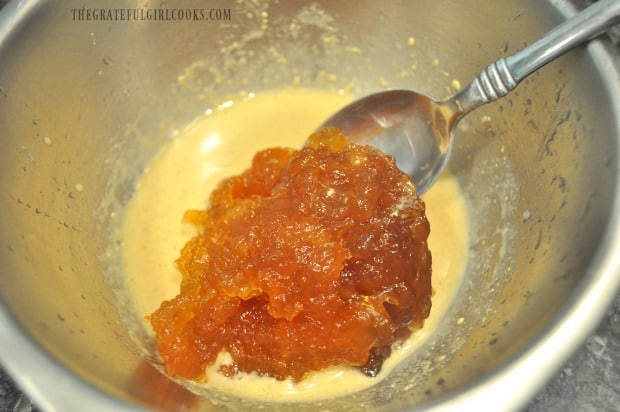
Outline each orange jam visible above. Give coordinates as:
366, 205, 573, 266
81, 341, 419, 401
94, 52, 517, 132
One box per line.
149, 128, 432, 382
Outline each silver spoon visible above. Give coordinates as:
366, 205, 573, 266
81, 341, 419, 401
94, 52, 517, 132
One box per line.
320, 0, 620, 194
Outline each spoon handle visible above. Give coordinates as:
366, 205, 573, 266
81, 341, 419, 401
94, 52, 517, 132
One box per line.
453, 0, 620, 116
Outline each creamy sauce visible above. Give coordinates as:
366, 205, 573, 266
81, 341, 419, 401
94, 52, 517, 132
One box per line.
122, 88, 469, 402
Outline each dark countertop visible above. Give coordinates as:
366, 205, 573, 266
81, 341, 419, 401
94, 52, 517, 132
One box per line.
1, 0, 619, 411
0, 371, 35, 412
528, 295, 620, 412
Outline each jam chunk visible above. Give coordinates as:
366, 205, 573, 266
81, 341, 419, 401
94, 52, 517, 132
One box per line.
150, 127, 432, 382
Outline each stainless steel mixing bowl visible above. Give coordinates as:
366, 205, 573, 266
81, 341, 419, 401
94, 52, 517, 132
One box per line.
1, 0, 619, 410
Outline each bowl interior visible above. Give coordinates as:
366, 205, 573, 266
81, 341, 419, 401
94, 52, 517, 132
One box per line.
0, 0, 618, 410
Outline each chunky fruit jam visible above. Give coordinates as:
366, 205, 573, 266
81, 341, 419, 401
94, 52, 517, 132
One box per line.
150, 128, 432, 382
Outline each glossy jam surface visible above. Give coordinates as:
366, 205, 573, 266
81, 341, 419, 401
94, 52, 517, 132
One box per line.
149, 127, 432, 382
122, 88, 469, 400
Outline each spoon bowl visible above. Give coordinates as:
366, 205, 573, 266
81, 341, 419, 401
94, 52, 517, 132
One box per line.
321, 0, 620, 194
321, 89, 455, 194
